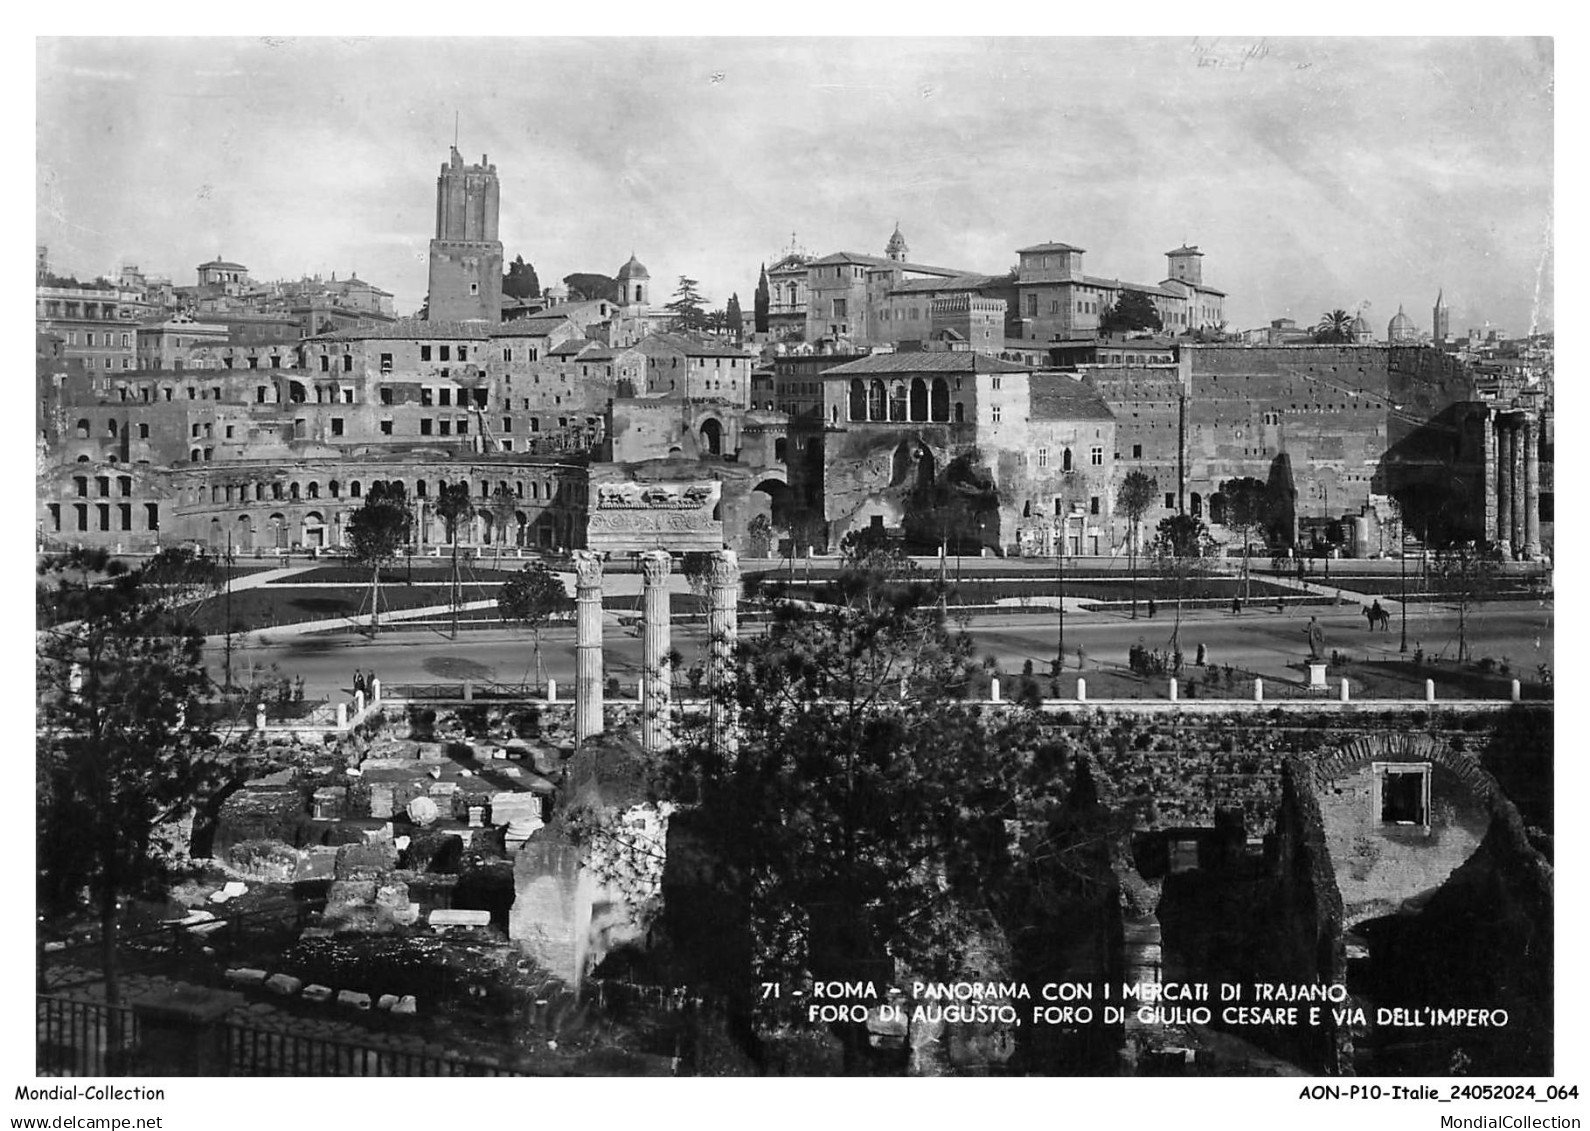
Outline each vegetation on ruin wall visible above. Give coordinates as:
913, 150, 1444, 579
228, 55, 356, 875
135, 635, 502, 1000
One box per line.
36, 549, 234, 1014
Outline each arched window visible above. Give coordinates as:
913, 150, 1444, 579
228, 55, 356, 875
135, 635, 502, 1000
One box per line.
106, 419, 118, 437
775, 437, 788, 461
307, 482, 320, 499
1062, 448, 1073, 472
350, 481, 361, 498
831, 405, 839, 424
931, 378, 950, 422
329, 480, 340, 498
909, 378, 928, 421
954, 402, 965, 423
848, 379, 866, 421
289, 482, 301, 500
1190, 492, 1203, 519
76, 418, 90, 439
868, 380, 886, 421
701, 418, 723, 456
256, 386, 267, 404
889, 383, 907, 422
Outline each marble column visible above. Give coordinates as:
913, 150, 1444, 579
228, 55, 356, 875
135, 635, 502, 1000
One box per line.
706, 550, 741, 751
1523, 414, 1541, 558
1509, 417, 1526, 556
1495, 420, 1513, 557
572, 550, 604, 745
1482, 411, 1499, 553
640, 550, 673, 755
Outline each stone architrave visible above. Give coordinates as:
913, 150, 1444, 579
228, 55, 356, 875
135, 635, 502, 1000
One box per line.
1496, 419, 1513, 557
572, 550, 605, 745
1509, 416, 1526, 555
1523, 415, 1541, 557
706, 550, 741, 749
640, 550, 673, 755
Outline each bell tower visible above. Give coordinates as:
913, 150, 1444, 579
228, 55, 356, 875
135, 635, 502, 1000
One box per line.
426, 146, 503, 323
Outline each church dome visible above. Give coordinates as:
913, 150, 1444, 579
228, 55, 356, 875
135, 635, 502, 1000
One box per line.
1351, 313, 1372, 338
616, 254, 649, 281
1387, 305, 1416, 342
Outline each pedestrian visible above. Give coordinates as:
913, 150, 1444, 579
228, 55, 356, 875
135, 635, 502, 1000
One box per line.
1196, 642, 1207, 667
353, 669, 365, 695
1297, 559, 1305, 583
1232, 595, 1242, 616
1147, 598, 1157, 619
1276, 595, 1285, 615
1077, 644, 1087, 671
367, 668, 377, 694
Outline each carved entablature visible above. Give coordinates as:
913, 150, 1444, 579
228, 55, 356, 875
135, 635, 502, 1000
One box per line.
586, 479, 724, 553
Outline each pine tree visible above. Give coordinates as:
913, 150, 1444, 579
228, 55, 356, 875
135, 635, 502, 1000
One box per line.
666, 276, 709, 332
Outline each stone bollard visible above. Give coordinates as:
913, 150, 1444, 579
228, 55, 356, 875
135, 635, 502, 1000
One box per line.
463, 680, 473, 702
1425, 679, 1436, 702
1254, 678, 1264, 703
355, 690, 365, 716
1511, 679, 1521, 703
546, 678, 557, 704
1339, 678, 1350, 703
336, 703, 347, 729
370, 678, 380, 703
1169, 677, 1178, 702
1076, 678, 1087, 703
255, 703, 267, 730
989, 677, 1001, 702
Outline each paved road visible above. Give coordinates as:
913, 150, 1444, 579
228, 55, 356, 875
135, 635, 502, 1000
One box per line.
206, 598, 1552, 700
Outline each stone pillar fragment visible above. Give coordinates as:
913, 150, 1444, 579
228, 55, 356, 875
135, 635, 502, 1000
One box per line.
572, 551, 604, 745
1496, 419, 1513, 557
706, 550, 740, 751
640, 551, 673, 754
1523, 414, 1541, 558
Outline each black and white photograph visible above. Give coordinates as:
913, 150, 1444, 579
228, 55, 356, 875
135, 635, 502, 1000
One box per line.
30, 33, 1556, 1105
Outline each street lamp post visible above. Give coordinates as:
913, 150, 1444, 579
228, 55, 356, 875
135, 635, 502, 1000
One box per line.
1399, 524, 1409, 653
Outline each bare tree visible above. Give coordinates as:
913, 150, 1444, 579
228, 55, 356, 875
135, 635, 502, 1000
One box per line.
1116, 471, 1158, 618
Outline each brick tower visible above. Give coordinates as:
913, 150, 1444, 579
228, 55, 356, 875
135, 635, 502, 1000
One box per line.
426, 146, 502, 323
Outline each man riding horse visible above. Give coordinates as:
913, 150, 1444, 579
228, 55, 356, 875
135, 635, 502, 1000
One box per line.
1364, 599, 1390, 631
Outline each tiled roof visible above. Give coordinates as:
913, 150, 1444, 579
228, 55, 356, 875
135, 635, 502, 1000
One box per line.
1080, 275, 1179, 299
1017, 242, 1086, 254
548, 338, 601, 358
809, 251, 973, 277
307, 317, 492, 341
820, 351, 1032, 377
488, 316, 576, 337
634, 331, 755, 359
1030, 374, 1116, 421
887, 273, 1008, 295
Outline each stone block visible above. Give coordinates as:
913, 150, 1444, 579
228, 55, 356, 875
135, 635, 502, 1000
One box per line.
224, 968, 269, 988
337, 990, 373, 1010
376, 994, 399, 1011
265, 973, 303, 996
429, 908, 492, 928
334, 841, 399, 880
302, 984, 333, 1003
490, 791, 543, 826
407, 796, 440, 827
392, 995, 417, 1016
312, 787, 347, 821
369, 785, 395, 820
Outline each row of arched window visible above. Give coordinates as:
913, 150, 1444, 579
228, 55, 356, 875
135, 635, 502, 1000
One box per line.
846, 377, 959, 423
183, 475, 573, 508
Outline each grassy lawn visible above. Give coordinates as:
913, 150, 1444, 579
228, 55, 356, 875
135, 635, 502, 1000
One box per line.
753, 576, 1297, 605
275, 565, 525, 585
184, 583, 504, 633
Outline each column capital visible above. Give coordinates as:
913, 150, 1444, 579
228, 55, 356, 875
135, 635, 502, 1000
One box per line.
707, 548, 740, 589
571, 549, 603, 589
640, 549, 672, 586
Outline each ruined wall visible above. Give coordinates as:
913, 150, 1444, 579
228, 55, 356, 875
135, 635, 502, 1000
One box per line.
1312, 754, 1491, 929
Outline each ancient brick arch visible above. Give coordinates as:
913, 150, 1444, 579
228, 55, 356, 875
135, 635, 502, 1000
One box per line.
1309, 732, 1498, 805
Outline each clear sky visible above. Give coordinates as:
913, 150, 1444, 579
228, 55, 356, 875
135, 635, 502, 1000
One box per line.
37, 36, 1553, 336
